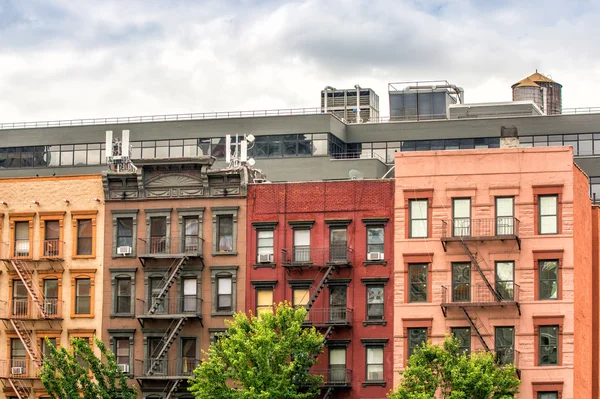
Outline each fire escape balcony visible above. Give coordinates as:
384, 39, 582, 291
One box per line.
0, 359, 38, 379
138, 237, 203, 265
0, 240, 66, 265
441, 218, 520, 251
281, 246, 354, 268
1, 299, 63, 320
134, 358, 201, 380
304, 308, 353, 328
136, 297, 202, 325
310, 368, 352, 388
441, 284, 520, 317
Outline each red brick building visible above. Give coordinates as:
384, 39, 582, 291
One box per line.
246, 180, 394, 399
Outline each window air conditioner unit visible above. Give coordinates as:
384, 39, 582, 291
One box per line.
117, 246, 132, 255
11, 367, 25, 375
367, 252, 383, 261
118, 364, 130, 373
258, 254, 274, 263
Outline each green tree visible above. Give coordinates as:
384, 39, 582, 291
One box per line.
388, 336, 520, 399
189, 302, 325, 399
40, 337, 137, 399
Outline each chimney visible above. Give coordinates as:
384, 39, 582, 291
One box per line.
500, 126, 519, 148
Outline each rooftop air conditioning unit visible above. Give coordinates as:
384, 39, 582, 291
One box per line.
258, 254, 274, 263
11, 367, 25, 375
367, 252, 383, 261
119, 364, 130, 373
117, 246, 132, 255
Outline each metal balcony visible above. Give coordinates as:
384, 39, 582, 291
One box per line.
0, 359, 38, 379
440, 218, 520, 251
280, 246, 354, 268
138, 236, 203, 260
136, 297, 202, 320
1, 299, 63, 320
441, 284, 520, 315
310, 368, 352, 387
305, 308, 353, 327
0, 240, 65, 262
134, 358, 200, 379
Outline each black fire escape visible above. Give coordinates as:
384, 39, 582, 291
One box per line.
281, 244, 353, 399
135, 236, 203, 399
440, 217, 521, 374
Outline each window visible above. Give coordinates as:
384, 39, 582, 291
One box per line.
257, 230, 274, 261
408, 328, 427, 357
329, 348, 347, 383
330, 227, 348, 262
116, 278, 132, 314
217, 215, 233, 252
293, 288, 310, 309
76, 219, 93, 256
181, 338, 197, 375
329, 286, 347, 322
183, 217, 200, 253
44, 220, 61, 257
408, 264, 427, 302
217, 276, 233, 312
293, 229, 310, 262
12, 280, 28, 316
11, 338, 26, 372
183, 278, 198, 313
256, 289, 273, 317
366, 347, 384, 381
539, 260, 558, 300
115, 338, 130, 371
409, 199, 428, 238
539, 325, 559, 365
75, 278, 91, 315
366, 285, 384, 320
209, 329, 227, 345
116, 218, 133, 248
149, 277, 165, 314
452, 198, 471, 237
147, 337, 166, 375
14, 221, 30, 257
538, 393, 558, 399
539, 195, 558, 234
41, 337, 57, 359
495, 327, 514, 365
495, 261, 514, 300
367, 226, 384, 255
495, 197, 514, 235
150, 216, 167, 253
452, 263, 471, 302
43, 279, 59, 316
451, 327, 471, 355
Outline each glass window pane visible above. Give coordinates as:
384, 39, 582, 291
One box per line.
329, 348, 346, 365
540, 196, 557, 215
293, 288, 309, 307
218, 277, 232, 295
453, 199, 471, 218
294, 229, 310, 246
539, 325, 558, 365
367, 347, 383, 363
496, 197, 513, 217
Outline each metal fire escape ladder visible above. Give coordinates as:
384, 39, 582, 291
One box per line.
11, 260, 47, 318
10, 318, 43, 368
458, 241, 502, 302
322, 387, 334, 399
147, 318, 187, 375
460, 307, 491, 353
305, 265, 335, 312
162, 379, 181, 399
148, 257, 188, 315
8, 377, 30, 399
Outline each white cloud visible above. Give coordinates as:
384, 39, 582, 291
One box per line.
0, 0, 599, 123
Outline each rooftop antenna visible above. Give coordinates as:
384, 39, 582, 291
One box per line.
349, 169, 364, 180
106, 130, 137, 173
226, 134, 255, 168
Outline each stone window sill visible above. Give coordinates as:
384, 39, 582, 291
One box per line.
253, 263, 276, 269
363, 260, 387, 266
211, 311, 235, 317
212, 251, 238, 257
362, 381, 386, 387
110, 313, 135, 319
363, 320, 387, 326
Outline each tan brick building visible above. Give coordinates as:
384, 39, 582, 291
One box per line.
0, 175, 105, 399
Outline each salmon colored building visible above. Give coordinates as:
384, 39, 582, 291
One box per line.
101, 157, 262, 399
0, 175, 105, 399
246, 180, 394, 399
393, 146, 597, 399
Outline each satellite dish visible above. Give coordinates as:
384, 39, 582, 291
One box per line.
349, 169, 364, 180
247, 158, 256, 166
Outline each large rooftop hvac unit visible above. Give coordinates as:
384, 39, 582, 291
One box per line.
512, 71, 562, 115
388, 81, 465, 121
320, 86, 380, 123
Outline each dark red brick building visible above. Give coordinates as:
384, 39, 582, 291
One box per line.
246, 180, 394, 399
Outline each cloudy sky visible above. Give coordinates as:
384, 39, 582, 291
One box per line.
1, 0, 599, 123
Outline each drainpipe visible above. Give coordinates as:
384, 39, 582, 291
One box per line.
354, 84, 361, 123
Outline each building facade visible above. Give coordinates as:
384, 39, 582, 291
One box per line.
100, 157, 260, 399
0, 175, 105, 399
246, 180, 394, 399
393, 147, 595, 399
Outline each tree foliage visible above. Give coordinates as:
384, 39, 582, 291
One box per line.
40, 337, 137, 399
388, 336, 520, 399
189, 302, 325, 399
